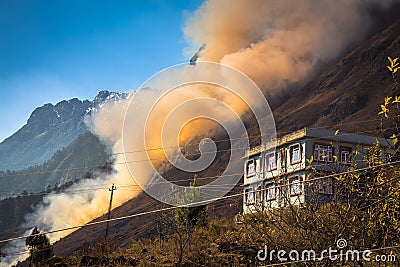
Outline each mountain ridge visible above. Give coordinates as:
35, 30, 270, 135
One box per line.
0, 90, 128, 172
273, 20, 400, 135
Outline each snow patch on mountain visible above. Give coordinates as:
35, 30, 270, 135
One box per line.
0, 90, 131, 171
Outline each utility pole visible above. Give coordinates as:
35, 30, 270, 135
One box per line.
105, 183, 117, 240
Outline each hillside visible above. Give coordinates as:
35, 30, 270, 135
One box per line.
0, 132, 112, 253
46, 20, 400, 262
0, 195, 44, 249
273, 20, 400, 135
0, 90, 127, 172
0, 132, 110, 197
0, 99, 90, 172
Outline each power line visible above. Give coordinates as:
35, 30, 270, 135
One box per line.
0, 128, 397, 259
2, 157, 400, 244
0, 196, 242, 259
2, 162, 399, 260
0, 192, 243, 244
1, 157, 399, 200
0, 121, 393, 170
0, 126, 395, 180
2, 160, 397, 245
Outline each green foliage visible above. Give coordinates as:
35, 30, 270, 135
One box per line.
25, 227, 53, 266
164, 174, 209, 266
174, 174, 208, 230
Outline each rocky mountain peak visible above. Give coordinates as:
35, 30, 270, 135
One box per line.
93, 90, 129, 103
0, 90, 128, 171
86, 90, 130, 115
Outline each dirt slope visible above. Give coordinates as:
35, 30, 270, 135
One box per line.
49, 20, 400, 258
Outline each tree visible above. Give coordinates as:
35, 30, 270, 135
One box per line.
25, 227, 53, 266
174, 174, 208, 248
174, 174, 208, 266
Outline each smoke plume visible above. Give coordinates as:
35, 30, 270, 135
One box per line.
27, 99, 141, 239
1, 99, 140, 266
184, 0, 396, 96
24, 1, 398, 240
2, 1, 398, 265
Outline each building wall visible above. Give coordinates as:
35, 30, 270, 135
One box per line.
243, 172, 306, 213
305, 138, 393, 171
242, 129, 394, 214
243, 140, 306, 213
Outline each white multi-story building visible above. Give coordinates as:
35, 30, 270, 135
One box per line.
243, 128, 393, 214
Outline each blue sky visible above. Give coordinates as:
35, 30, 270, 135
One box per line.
0, 0, 203, 141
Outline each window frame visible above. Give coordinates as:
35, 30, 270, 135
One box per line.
313, 177, 334, 195
313, 143, 334, 163
265, 152, 277, 171
244, 188, 255, 205
289, 175, 303, 196
289, 143, 302, 164
245, 159, 257, 178
265, 182, 277, 201
339, 146, 352, 164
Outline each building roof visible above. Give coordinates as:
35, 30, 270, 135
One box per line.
246, 127, 392, 157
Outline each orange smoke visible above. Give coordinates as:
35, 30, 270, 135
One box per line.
184, 0, 395, 93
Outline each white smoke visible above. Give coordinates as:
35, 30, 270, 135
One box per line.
1, 98, 140, 266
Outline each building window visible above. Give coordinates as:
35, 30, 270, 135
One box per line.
244, 188, 255, 205
313, 178, 333, 195
314, 144, 333, 162
289, 176, 302, 196
246, 159, 256, 177
265, 182, 276, 201
339, 147, 352, 164
266, 152, 277, 171
290, 144, 301, 164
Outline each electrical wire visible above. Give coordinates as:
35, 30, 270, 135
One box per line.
0, 126, 398, 260
1, 156, 399, 242
0, 195, 242, 259
0, 125, 395, 181
0, 191, 244, 244
0, 122, 394, 171
1, 158, 399, 200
